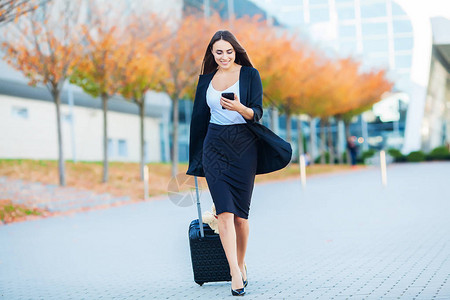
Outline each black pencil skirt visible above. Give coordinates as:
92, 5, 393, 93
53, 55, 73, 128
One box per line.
202, 123, 258, 219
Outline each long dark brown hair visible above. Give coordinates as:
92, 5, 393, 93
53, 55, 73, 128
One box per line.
201, 30, 253, 75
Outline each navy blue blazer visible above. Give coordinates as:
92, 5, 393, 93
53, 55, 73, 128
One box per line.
186, 66, 292, 177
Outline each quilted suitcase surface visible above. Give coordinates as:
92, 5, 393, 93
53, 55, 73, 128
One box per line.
189, 219, 231, 285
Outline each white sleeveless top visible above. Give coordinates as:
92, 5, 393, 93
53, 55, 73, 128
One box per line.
206, 80, 246, 125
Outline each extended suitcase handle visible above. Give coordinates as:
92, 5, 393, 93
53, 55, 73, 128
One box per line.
194, 176, 205, 238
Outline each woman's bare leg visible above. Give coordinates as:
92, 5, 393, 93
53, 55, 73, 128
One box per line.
217, 212, 244, 290
234, 216, 249, 280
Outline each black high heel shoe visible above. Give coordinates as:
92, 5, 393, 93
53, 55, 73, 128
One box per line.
242, 264, 248, 287
231, 287, 245, 296
231, 272, 246, 296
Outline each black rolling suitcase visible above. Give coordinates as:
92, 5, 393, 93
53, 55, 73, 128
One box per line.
188, 176, 231, 286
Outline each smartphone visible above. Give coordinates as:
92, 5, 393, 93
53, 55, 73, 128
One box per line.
221, 92, 234, 109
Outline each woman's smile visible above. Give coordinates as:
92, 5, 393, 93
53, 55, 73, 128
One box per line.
220, 59, 231, 66
212, 39, 236, 70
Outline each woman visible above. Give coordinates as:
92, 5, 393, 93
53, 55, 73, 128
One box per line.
187, 30, 292, 296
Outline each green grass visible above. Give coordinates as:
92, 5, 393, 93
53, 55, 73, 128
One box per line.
0, 200, 43, 224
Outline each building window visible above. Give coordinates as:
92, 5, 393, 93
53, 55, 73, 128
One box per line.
108, 138, 114, 157
335, 0, 354, 4
391, 2, 407, 16
363, 38, 389, 52
360, 2, 387, 19
339, 40, 357, 55
366, 54, 390, 68
394, 37, 413, 51
282, 11, 304, 25
394, 74, 411, 91
393, 20, 412, 34
395, 54, 412, 69
337, 6, 355, 20
339, 25, 356, 38
118, 139, 128, 157
362, 22, 388, 36
309, 0, 328, 5
63, 113, 72, 122
310, 8, 329, 22
11, 106, 29, 119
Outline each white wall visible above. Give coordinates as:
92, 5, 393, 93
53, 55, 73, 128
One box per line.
0, 95, 161, 162
395, 0, 433, 154
421, 55, 450, 152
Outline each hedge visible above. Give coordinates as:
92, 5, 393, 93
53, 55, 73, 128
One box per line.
406, 151, 426, 162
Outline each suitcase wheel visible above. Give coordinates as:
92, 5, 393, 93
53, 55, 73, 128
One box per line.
195, 281, 204, 286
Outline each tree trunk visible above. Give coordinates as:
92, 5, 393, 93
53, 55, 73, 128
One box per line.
53, 89, 66, 186
360, 115, 369, 152
309, 118, 316, 166
139, 98, 145, 181
297, 115, 304, 156
344, 121, 351, 165
320, 119, 326, 164
327, 117, 335, 165
270, 105, 278, 133
337, 118, 344, 164
269, 105, 274, 131
171, 97, 179, 177
285, 112, 293, 165
102, 93, 109, 183
286, 113, 292, 144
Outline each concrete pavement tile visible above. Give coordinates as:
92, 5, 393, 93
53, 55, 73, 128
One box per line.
1, 162, 450, 299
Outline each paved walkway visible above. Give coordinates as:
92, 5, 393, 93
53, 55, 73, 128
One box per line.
1, 162, 449, 299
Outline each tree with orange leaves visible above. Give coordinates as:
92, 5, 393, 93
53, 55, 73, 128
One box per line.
325, 58, 361, 164
0, 0, 45, 24
336, 68, 393, 164
259, 34, 325, 164
1, 0, 82, 186
236, 19, 316, 162
288, 58, 327, 164
119, 13, 169, 181
330, 58, 365, 164
69, 1, 130, 183
279, 48, 322, 143
290, 52, 329, 164
321, 59, 355, 164
339, 69, 393, 127
160, 14, 215, 177
301, 57, 392, 164
232, 16, 286, 131
234, 18, 324, 162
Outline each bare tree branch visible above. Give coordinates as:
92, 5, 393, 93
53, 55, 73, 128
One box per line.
0, 0, 49, 25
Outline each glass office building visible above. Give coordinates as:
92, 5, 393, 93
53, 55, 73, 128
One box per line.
251, 0, 450, 154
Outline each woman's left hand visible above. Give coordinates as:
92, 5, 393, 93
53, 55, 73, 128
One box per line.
220, 94, 244, 112
220, 94, 255, 120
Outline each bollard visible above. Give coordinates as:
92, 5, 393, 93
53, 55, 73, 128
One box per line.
299, 154, 306, 188
144, 165, 149, 200
380, 150, 387, 186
